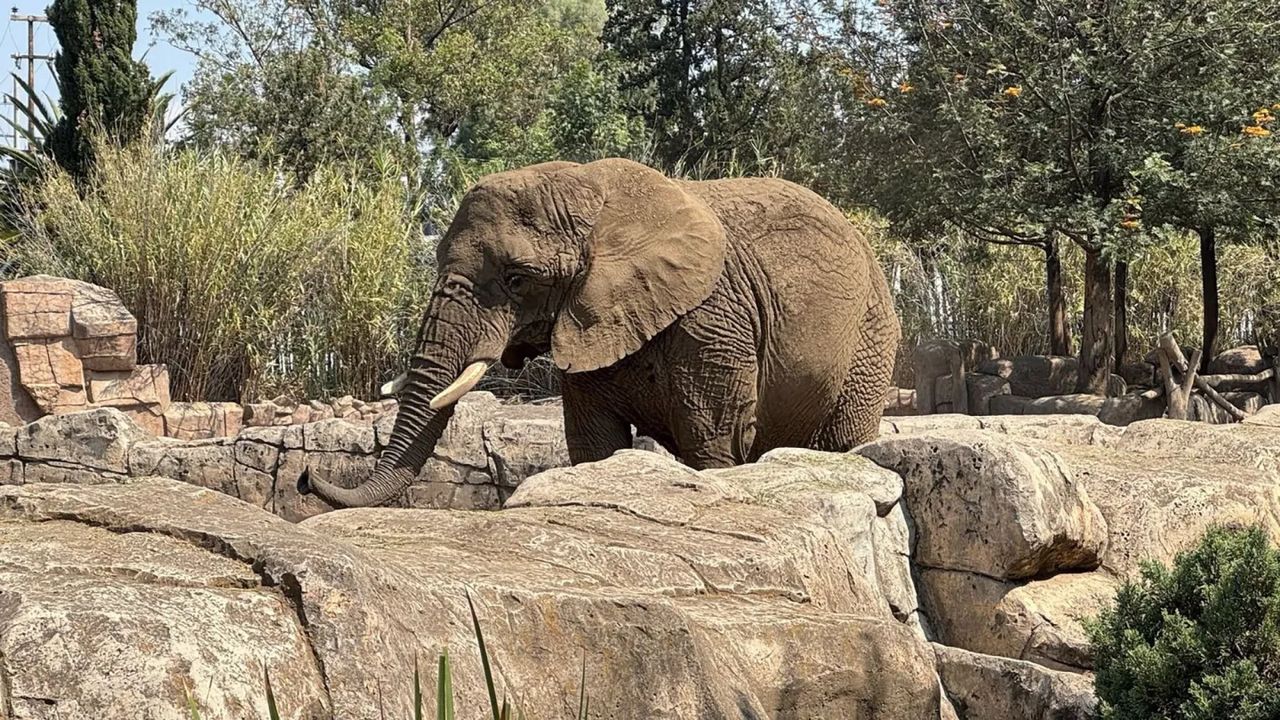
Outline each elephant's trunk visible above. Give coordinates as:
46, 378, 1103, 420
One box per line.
305, 292, 494, 508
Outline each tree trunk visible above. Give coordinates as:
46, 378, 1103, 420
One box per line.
1046, 238, 1070, 356
1077, 247, 1114, 394
1113, 260, 1128, 372
1199, 226, 1219, 374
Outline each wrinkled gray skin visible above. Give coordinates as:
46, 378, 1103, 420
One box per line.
305, 158, 900, 507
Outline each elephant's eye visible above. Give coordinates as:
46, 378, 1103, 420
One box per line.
504, 271, 530, 293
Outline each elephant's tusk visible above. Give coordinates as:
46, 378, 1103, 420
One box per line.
380, 372, 408, 397
429, 361, 490, 410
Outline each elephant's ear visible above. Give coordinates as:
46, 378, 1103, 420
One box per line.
551, 159, 727, 373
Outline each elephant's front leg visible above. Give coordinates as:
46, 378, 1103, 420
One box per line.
562, 376, 634, 464
669, 353, 759, 470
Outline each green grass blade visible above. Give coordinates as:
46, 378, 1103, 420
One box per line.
437, 649, 454, 720
413, 655, 423, 720
185, 686, 202, 720
264, 669, 282, 720
466, 592, 502, 720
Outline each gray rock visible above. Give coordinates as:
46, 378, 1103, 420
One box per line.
434, 392, 499, 468
17, 407, 147, 473
1208, 345, 1266, 376
1006, 355, 1079, 398
128, 438, 237, 496
1024, 394, 1105, 416
966, 372, 1010, 415
302, 418, 376, 454
989, 394, 1033, 415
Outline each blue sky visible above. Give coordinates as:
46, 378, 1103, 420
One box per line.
1, 1, 203, 135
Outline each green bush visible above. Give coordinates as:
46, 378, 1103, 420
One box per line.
8, 141, 431, 402
1088, 524, 1280, 720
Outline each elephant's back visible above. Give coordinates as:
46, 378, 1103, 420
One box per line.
682, 177, 891, 449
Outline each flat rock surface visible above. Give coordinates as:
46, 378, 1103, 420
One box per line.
0, 450, 950, 720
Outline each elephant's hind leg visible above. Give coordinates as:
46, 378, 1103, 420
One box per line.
809, 310, 897, 452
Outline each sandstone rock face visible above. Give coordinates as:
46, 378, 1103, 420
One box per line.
0, 454, 954, 720
934, 644, 1096, 720
0, 276, 166, 427
857, 432, 1107, 580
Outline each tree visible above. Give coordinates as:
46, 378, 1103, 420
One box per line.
46, 0, 156, 178
826, 0, 1280, 392
1088, 524, 1280, 719
603, 0, 795, 172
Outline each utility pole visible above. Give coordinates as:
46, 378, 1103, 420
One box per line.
9, 9, 50, 150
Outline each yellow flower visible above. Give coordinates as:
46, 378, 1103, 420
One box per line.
1174, 122, 1186, 129
1180, 125, 1205, 136
1253, 108, 1275, 124
899, 82, 915, 94
1273, 102, 1280, 111
867, 97, 888, 108
1120, 219, 1141, 230
1003, 85, 1023, 98
1242, 125, 1273, 138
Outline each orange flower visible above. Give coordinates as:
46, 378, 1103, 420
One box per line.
1002, 85, 1023, 98
1242, 125, 1272, 138
899, 82, 915, 93
866, 97, 888, 108
1180, 125, 1205, 136
1120, 219, 1141, 230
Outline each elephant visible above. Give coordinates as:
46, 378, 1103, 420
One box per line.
303, 158, 900, 507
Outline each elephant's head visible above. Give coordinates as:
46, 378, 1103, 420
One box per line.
304, 158, 727, 507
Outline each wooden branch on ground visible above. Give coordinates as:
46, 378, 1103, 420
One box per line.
1198, 368, 1276, 387
1157, 333, 1248, 421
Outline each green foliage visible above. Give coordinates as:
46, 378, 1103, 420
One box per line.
46, 0, 156, 178
1088, 525, 1280, 720
7, 140, 428, 402
874, 222, 1280, 384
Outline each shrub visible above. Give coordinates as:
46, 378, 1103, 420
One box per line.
1087, 524, 1280, 720
8, 141, 430, 402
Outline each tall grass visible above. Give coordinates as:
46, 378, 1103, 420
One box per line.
8, 142, 431, 401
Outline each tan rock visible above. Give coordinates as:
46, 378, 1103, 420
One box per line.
117, 403, 166, 436
1, 421, 15, 457
76, 332, 138, 371
22, 460, 128, 485
69, 281, 137, 339
1208, 345, 1266, 376
128, 438, 237, 496
1, 317, 43, 425
2, 458, 21, 484
888, 414, 983, 433
17, 407, 147, 473
0, 517, 327, 720
0, 275, 73, 339
978, 414, 1118, 446
1024, 393, 1105, 416
0, 464, 954, 720
436, 391, 499, 468
920, 569, 1117, 671
13, 337, 84, 388
302, 418, 376, 454
934, 644, 1096, 720
483, 402, 568, 487
857, 432, 1107, 580
25, 381, 88, 414
163, 402, 244, 439
86, 364, 170, 408
1244, 403, 1280, 428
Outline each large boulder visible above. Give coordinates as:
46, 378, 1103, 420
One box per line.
1208, 345, 1267, 376
1005, 355, 1079, 398
856, 432, 1107, 580
934, 644, 1096, 720
0, 452, 955, 720
16, 407, 148, 474
914, 339, 997, 414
